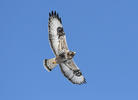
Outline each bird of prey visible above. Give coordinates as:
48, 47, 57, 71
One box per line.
43, 11, 86, 84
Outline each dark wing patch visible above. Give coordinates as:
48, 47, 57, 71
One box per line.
73, 70, 82, 76
59, 60, 86, 85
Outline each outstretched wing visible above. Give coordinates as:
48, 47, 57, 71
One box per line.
59, 60, 86, 84
48, 11, 68, 56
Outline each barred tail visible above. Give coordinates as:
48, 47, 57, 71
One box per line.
43, 58, 57, 72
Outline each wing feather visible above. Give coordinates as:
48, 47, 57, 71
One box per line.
48, 11, 68, 56
59, 60, 86, 84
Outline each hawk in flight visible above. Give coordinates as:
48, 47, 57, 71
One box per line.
43, 11, 86, 84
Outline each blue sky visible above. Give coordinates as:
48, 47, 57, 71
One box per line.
0, 0, 138, 100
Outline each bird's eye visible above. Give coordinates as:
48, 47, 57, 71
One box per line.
57, 27, 63, 33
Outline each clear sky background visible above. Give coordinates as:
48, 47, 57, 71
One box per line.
0, 0, 138, 100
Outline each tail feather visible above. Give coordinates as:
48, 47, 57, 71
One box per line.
43, 58, 57, 72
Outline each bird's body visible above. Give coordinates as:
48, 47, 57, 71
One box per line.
43, 11, 86, 84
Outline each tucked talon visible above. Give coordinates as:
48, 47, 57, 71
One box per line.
52, 61, 56, 64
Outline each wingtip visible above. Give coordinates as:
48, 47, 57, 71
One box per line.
51, 11, 54, 15
49, 10, 62, 23
83, 78, 87, 84
49, 12, 51, 17
57, 13, 59, 18
59, 17, 62, 23
54, 11, 56, 16
78, 79, 87, 85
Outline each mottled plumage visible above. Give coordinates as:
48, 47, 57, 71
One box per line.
43, 11, 86, 84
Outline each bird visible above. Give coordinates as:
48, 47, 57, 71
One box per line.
43, 11, 86, 84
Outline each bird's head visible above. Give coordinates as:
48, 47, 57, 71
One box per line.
67, 51, 76, 59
